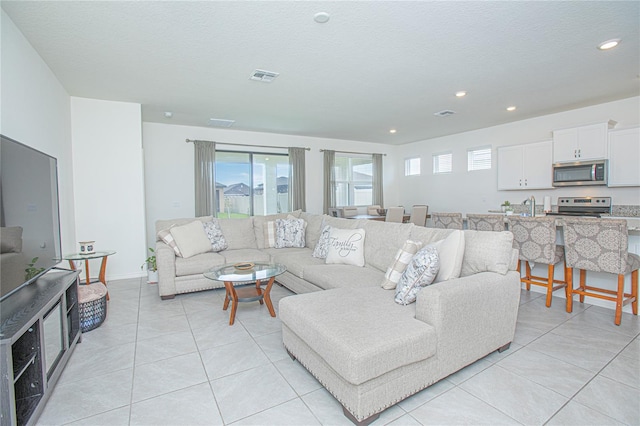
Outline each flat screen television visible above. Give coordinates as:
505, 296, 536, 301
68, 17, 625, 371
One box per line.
1, 134, 62, 301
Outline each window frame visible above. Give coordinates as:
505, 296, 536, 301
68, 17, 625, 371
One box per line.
404, 157, 421, 176
333, 153, 373, 207
467, 145, 492, 171
433, 151, 453, 174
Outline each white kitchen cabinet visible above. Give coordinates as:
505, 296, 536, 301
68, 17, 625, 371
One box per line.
608, 127, 640, 187
553, 121, 616, 163
498, 140, 554, 190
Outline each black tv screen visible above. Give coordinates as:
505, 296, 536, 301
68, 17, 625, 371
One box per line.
1, 134, 62, 301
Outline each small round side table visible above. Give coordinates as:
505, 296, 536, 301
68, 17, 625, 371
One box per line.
64, 250, 116, 300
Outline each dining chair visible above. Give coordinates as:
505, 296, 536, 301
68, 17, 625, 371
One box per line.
431, 212, 463, 229
367, 205, 382, 216
562, 217, 639, 325
467, 214, 505, 231
507, 216, 567, 307
409, 205, 428, 226
385, 207, 404, 223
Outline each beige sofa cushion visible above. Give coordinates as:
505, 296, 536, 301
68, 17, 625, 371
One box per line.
279, 287, 437, 385
460, 230, 514, 276
300, 212, 325, 249
360, 220, 413, 272
303, 264, 383, 290
253, 211, 301, 249
221, 248, 270, 264
218, 217, 257, 249
156, 216, 213, 238
175, 252, 226, 276
267, 248, 321, 278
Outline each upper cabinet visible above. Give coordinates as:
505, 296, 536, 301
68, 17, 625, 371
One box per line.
552, 121, 616, 163
498, 140, 554, 190
608, 127, 640, 187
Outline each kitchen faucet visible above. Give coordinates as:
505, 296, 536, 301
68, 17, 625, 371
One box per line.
522, 196, 536, 216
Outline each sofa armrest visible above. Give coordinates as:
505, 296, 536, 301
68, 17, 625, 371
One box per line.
415, 271, 521, 371
156, 241, 177, 298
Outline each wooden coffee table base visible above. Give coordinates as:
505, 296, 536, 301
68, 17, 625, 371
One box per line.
222, 276, 277, 325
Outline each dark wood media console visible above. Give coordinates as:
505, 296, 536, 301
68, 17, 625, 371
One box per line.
1, 269, 80, 426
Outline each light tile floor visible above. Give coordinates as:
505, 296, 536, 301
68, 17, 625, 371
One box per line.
37, 278, 639, 425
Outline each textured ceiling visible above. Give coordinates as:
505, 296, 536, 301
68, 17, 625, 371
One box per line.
2, 1, 639, 145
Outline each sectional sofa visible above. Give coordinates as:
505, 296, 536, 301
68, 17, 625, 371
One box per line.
155, 211, 521, 424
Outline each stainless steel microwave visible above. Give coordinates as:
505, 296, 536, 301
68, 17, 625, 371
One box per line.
552, 160, 608, 187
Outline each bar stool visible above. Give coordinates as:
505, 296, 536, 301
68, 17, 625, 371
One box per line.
467, 214, 506, 231
431, 212, 463, 230
508, 216, 567, 307
562, 218, 639, 325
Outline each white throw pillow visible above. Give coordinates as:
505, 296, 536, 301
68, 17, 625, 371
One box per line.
325, 228, 366, 267
275, 218, 306, 248
169, 221, 212, 258
432, 230, 465, 283
460, 230, 514, 276
395, 245, 440, 305
313, 225, 332, 258
203, 220, 228, 252
381, 240, 423, 290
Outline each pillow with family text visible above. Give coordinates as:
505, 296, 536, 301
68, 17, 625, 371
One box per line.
325, 228, 366, 267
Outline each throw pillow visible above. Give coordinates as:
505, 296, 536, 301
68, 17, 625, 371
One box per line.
312, 225, 332, 258
395, 245, 440, 305
203, 220, 228, 252
275, 218, 306, 248
264, 221, 277, 248
381, 240, 423, 290
169, 221, 212, 258
325, 228, 366, 267
460, 230, 514, 277
432, 230, 465, 283
157, 228, 183, 257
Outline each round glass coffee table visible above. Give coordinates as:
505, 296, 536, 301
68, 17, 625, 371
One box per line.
204, 262, 286, 325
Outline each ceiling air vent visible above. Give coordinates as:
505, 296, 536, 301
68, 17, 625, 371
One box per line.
208, 118, 235, 128
250, 69, 279, 83
433, 110, 456, 117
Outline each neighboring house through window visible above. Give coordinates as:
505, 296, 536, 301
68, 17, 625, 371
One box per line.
333, 153, 373, 206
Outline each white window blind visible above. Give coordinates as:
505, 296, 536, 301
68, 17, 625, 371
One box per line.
405, 157, 421, 176
433, 152, 453, 174
467, 146, 492, 171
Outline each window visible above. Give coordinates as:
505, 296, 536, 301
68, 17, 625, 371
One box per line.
405, 157, 421, 176
333, 154, 373, 206
433, 152, 453, 174
468, 146, 492, 171
215, 151, 289, 218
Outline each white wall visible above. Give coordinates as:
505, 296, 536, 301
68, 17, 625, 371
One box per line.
142, 122, 396, 248
0, 11, 76, 255
396, 97, 640, 214
71, 97, 146, 280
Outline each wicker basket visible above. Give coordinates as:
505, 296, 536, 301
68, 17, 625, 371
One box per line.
78, 283, 107, 332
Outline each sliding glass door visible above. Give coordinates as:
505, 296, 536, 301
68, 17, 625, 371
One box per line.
215, 151, 289, 217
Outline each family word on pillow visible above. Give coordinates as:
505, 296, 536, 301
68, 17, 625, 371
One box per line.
325, 228, 366, 267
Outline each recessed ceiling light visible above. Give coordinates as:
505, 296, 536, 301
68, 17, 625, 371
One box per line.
164, 111, 173, 118
314, 12, 330, 23
506, 106, 516, 112
455, 91, 467, 98
389, 129, 397, 134
597, 39, 620, 50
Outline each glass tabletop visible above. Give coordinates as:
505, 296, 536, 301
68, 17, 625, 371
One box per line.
204, 262, 286, 282
63, 250, 116, 260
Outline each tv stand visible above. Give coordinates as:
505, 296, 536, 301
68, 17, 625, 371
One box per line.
1, 270, 80, 426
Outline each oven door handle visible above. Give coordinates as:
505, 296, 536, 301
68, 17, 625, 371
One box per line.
591, 164, 597, 181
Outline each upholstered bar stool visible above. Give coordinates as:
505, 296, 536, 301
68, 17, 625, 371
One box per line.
467, 214, 506, 231
562, 218, 639, 325
431, 212, 463, 230
508, 216, 567, 307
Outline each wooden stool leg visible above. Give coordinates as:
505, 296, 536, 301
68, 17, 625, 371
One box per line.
615, 274, 624, 326
545, 264, 554, 308
563, 259, 570, 299
632, 270, 638, 316
525, 262, 532, 291
566, 267, 574, 313
579, 270, 586, 303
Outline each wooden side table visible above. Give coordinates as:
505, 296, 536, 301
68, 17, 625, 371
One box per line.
64, 251, 116, 300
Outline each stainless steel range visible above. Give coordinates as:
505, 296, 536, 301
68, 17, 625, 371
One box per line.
546, 196, 612, 218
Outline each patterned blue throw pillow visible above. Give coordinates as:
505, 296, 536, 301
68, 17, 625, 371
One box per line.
395, 245, 440, 305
